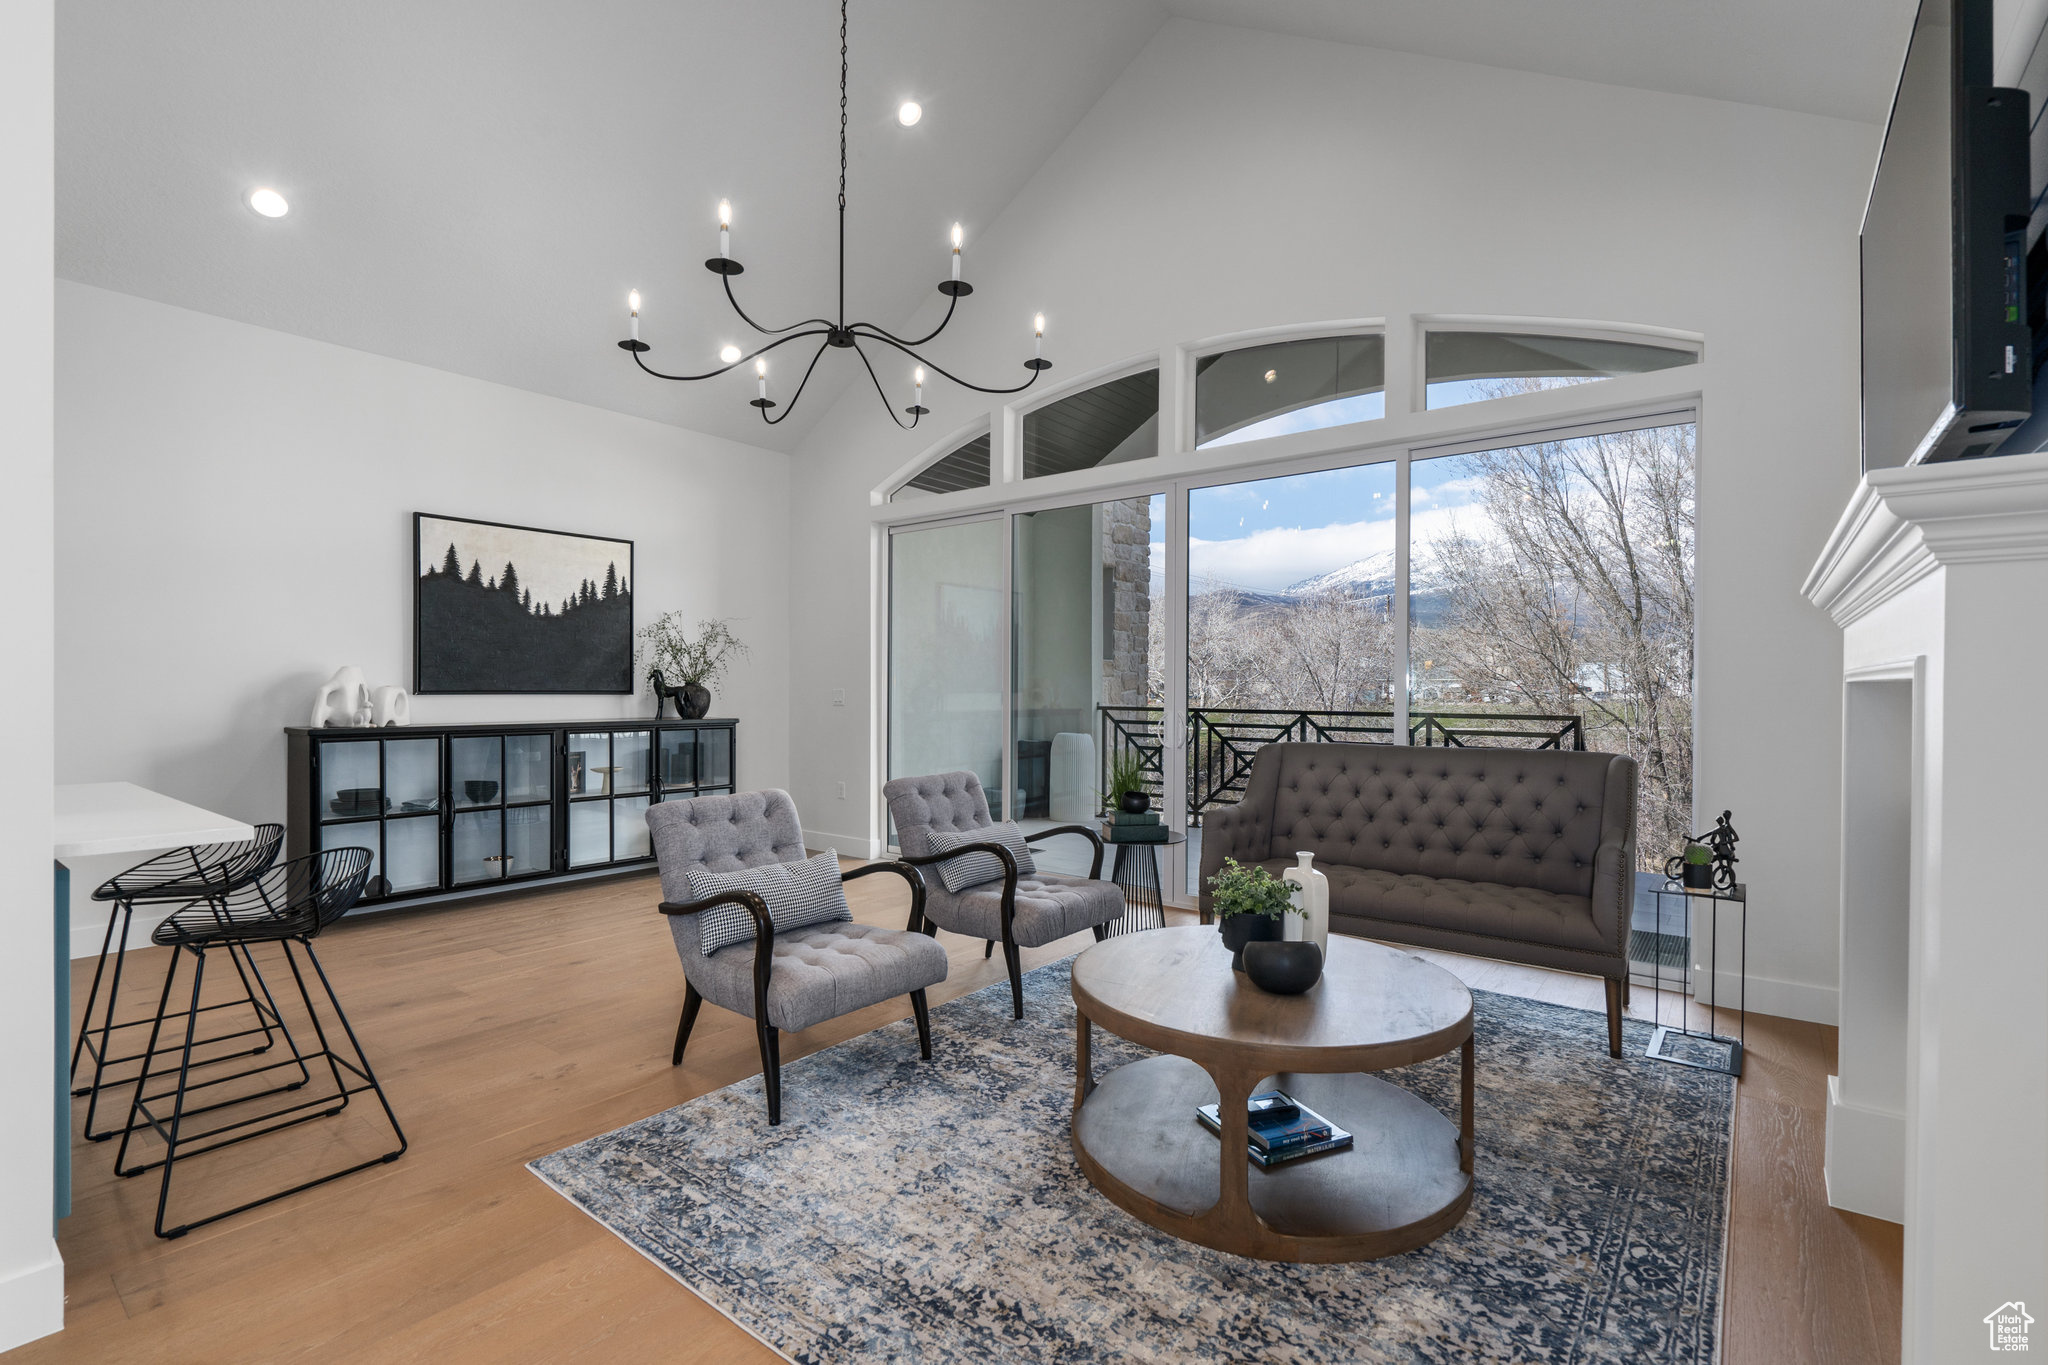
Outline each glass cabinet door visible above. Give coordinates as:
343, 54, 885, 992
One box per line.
318, 740, 382, 818
659, 729, 697, 789
505, 733, 551, 803
452, 736, 503, 809
699, 728, 733, 790
383, 814, 440, 894
613, 731, 652, 794
383, 738, 440, 815
505, 804, 552, 876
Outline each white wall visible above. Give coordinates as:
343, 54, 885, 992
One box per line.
786, 18, 1877, 1022
0, 0, 63, 1350
55, 283, 792, 909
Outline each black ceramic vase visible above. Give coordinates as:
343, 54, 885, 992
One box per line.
1681, 861, 1713, 889
1119, 789, 1151, 815
1218, 913, 1281, 971
1243, 940, 1323, 995
680, 682, 711, 719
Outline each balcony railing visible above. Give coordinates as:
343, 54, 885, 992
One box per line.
1099, 705, 1584, 823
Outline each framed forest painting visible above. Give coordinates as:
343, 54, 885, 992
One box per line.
414, 513, 634, 693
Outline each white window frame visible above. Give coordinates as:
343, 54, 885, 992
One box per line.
865, 313, 1710, 887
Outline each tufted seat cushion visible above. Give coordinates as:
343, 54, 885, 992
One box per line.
1249, 858, 1608, 953
676, 919, 949, 1034
921, 871, 1124, 947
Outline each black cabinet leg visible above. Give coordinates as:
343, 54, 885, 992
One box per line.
910, 989, 932, 1060
984, 939, 994, 959
672, 983, 703, 1066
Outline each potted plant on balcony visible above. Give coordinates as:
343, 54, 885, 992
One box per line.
1103, 748, 1151, 815
636, 615, 750, 719
1208, 857, 1302, 970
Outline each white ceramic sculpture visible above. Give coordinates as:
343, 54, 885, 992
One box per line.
310, 666, 369, 728
1283, 850, 1331, 957
370, 685, 411, 727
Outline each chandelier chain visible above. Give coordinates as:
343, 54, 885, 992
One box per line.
621, 0, 1050, 425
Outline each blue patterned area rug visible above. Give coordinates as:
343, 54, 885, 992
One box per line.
531, 960, 1733, 1364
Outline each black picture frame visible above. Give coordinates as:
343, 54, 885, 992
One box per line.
413, 512, 636, 694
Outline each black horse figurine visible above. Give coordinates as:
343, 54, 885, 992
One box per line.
648, 669, 710, 720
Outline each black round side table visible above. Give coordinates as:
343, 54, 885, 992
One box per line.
1098, 826, 1186, 935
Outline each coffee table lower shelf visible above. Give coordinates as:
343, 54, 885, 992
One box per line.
1072, 1054, 1472, 1263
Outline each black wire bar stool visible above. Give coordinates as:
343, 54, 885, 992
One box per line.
71, 824, 296, 1141
112, 847, 408, 1239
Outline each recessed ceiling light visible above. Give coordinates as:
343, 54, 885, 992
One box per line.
897, 100, 922, 127
720, 344, 743, 364
1264, 369, 1278, 383
249, 187, 289, 218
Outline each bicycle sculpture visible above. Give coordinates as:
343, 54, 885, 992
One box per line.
1666, 810, 1740, 892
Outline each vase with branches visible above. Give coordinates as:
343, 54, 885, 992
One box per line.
636, 615, 750, 719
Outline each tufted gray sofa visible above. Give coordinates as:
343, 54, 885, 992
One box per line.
882, 771, 1124, 1019
1199, 743, 1638, 1055
647, 788, 950, 1124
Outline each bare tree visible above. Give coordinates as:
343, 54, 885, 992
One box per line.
1415, 412, 1695, 866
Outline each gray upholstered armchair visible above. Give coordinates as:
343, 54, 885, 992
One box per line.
882, 771, 1124, 1019
647, 789, 949, 1125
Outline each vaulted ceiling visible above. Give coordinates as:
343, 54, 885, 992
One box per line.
58, 0, 1917, 452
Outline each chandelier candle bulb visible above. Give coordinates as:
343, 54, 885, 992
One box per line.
628, 290, 640, 341
1035, 313, 1045, 357
950, 222, 963, 281
755, 357, 768, 400
914, 366, 924, 399
718, 199, 732, 258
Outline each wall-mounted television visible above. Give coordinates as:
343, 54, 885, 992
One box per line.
1861, 0, 2032, 471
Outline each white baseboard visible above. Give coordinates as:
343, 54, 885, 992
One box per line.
0, 1244, 64, 1353
803, 827, 881, 860
1708, 967, 1838, 1026
1825, 1074, 1906, 1224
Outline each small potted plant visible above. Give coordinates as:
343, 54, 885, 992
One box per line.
1207, 857, 1302, 970
1680, 841, 1714, 889
636, 615, 750, 719
1104, 749, 1151, 815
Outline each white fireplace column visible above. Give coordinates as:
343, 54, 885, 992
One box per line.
1804, 451, 2048, 1364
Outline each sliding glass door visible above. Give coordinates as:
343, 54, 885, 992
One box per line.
887, 516, 1005, 837
1180, 460, 1399, 888
1009, 495, 1167, 876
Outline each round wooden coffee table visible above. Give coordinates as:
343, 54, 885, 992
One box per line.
1070, 924, 1474, 1262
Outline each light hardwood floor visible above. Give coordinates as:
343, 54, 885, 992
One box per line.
11, 867, 1900, 1364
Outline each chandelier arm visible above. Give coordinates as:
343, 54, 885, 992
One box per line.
629, 328, 832, 382
848, 339, 918, 430
759, 338, 834, 425
857, 332, 1048, 396
721, 271, 837, 337
848, 289, 960, 349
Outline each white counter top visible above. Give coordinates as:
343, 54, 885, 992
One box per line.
53, 781, 255, 860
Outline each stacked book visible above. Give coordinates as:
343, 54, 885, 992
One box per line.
1106, 807, 1168, 843
1197, 1090, 1353, 1168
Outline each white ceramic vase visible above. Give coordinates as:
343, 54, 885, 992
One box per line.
1282, 850, 1330, 957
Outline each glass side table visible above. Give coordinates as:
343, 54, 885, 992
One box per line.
1096, 826, 1185, 936
1645, 880, 1746, 1078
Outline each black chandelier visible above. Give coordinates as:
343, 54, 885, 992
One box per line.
619, 0, 1050, 427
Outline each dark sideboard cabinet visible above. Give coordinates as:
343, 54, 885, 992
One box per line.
285, 718, 736, 911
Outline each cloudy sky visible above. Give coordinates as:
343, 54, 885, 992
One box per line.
1168, 456, 1494, 595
